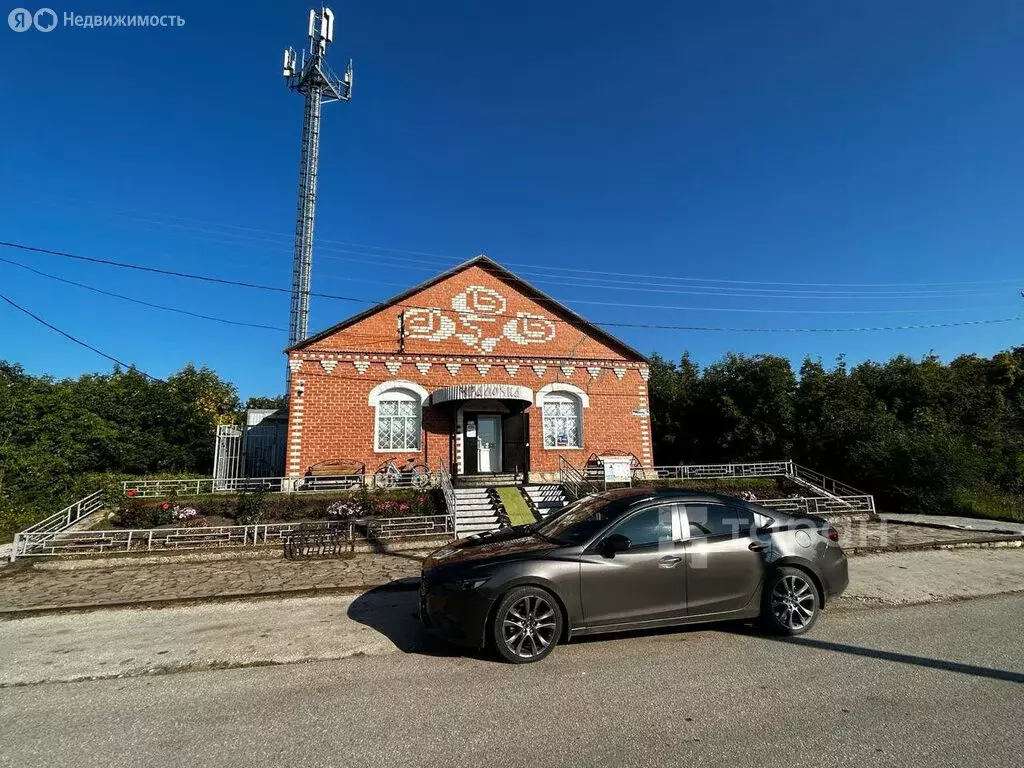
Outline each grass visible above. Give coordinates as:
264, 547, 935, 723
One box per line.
497, 487, 537, 526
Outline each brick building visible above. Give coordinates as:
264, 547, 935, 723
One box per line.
285, 256, 651, 482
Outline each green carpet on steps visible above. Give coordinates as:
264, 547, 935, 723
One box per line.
496, 487, 537, 526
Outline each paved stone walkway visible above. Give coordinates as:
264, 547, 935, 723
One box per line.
0, 552, 425, 614
0, 521, 1019, 615
834, 519, 1022, 552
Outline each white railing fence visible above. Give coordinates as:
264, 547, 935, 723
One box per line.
637, 461, 793, 481
12, 514, 454, 559
11, 490, 105, 561
122, 472, 439, 498
757, 495, 875, 516
790, 463, 869, 499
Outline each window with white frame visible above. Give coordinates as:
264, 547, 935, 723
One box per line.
542, 393, 582, 448
375, 388, 421, 451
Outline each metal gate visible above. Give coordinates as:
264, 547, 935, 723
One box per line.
213, 424, 243, 490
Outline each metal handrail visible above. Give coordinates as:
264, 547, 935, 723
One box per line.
790, 463, 868, 499
558, 457, 601, 501
438, 459, 458, 537
11, 490, 105, 561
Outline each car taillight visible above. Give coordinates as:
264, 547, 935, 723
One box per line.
821, 527, 840, 543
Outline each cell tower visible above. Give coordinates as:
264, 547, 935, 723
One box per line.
282, 7, 353, 348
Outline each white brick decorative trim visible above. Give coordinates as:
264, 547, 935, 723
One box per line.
587, 366, 601, 379
385, 362, 402, 375
288, 359, 302, 373
505, 364, 519, 377
445, 363, 462, 376
476, 364, 491, 376
532, 365, 547, 377
639, 367, 650, 382
535, 382, 590, 408
353, 361, 370, 375
320, 359, 336, 374
415, 362, 432, 375
368, 380, 430, 406
612, 367, 626, 381
560, 366, 575, 378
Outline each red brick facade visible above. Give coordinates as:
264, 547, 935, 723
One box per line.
286, 258, 651, 481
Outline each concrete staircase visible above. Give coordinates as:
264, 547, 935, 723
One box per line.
522, 485, 568, 519
452, 487, 502, 535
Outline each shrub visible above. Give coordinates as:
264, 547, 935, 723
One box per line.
235, 489, 268, 525
0, 497, 38, 544
114, 496, 153, 528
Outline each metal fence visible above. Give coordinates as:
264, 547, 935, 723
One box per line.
11, 514, 454, 559
559, 456, 602, 501
121, 473, 439, 498
790, 463, 869, 499
438, 459, 458, 536
637, 461, 794, 481
15, 490, 104, 537
757, 495, 876, 516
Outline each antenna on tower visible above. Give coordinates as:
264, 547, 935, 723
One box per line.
282, 6, 354, 356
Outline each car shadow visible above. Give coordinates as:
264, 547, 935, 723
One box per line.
346, 582, 489, 660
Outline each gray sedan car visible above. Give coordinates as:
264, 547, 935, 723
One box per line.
421, 487, 848, 663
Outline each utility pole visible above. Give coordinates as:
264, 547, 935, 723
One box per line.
282, 7, 353, 349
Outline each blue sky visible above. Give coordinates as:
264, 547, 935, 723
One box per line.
2, 0, 1023, 400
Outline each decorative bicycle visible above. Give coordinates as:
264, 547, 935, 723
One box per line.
374, 458, 431, 489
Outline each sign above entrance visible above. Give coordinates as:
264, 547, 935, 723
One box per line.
430, 384, 534, 405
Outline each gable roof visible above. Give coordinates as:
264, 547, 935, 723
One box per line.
285, 254, 647, 361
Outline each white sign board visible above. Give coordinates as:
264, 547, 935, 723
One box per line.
603, 456, 632, 484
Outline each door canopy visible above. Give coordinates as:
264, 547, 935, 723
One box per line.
429, 383, 534, 406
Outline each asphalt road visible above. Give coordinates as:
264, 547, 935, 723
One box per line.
2, 595, 1022, 768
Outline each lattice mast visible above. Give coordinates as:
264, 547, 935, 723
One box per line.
282, 7, 353, 348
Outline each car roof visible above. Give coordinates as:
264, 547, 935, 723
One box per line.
590, 487, 752, 506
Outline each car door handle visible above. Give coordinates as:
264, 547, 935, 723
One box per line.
748, 542, 766, 553
659, 555, 682, 568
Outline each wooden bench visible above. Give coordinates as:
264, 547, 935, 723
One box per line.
302, 459, 366, 491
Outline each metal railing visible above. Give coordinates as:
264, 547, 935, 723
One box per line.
10, 514, 455, 559
790, 463, 868, 500
121, 473, 439, 498
757, 495, 876, 516
559, 456, 602, 501
438, 459, 458, 537
636, 461, 793, 481
11, 490, 105, 561
16, 490, 104, 536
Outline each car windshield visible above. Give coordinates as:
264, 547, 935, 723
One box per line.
533, 494, 631, 546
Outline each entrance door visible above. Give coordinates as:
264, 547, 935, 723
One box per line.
502, 412, 529, 476
477, 416, 502, 473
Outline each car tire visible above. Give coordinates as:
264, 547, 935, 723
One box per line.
491, 586, 563, 664
760, 566, 820, 636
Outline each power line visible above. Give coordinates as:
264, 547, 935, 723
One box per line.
4, 240, 1023, 333
0, 256, 288, 332
12, 192, 1024, 292
0, 292, 163, 381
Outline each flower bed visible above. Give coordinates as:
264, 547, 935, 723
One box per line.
107, 488, 441, 530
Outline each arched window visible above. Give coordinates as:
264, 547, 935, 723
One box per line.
542, 392, 583, 449
369, 381, 427, 452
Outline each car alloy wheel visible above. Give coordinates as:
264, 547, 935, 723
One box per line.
501, 593, 558, 661
770, 573, 817, 631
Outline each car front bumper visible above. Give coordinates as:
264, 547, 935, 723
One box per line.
419, 579, 494, 649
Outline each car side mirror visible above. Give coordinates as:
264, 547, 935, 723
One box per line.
600, 533, 632, 558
